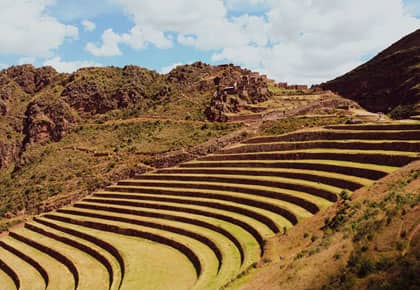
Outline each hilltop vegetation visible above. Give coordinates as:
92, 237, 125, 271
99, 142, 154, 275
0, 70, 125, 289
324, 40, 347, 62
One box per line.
322, 29, 420, 118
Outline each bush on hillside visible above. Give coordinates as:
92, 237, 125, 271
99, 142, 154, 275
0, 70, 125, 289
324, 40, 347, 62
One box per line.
389, 104, 416, 120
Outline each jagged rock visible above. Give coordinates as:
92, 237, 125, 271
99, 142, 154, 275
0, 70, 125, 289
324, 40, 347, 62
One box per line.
23, 93, 79, 144
0, 100, 7, 115
2, 65, 58, 94
0, 141, 19, 168
61, 66, 165, 115
206, 69, 272, 121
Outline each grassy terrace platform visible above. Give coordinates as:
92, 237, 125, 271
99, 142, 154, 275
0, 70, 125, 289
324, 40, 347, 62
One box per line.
180, 159, 397, 179
0, 246, 46, 290
1, 236, 75, 290
197, 149, 419, 167
220, 140, 420, 154
38, 217, 197, 290
91, 191, 292, 233
72, 201, 262, 266
0, 262, 17, 290
0, 121, 418, 289
244, 129, 420, 143
43, 210, 236, 290
79, 196, 274, 243
324, 123, 420, 130
154, 167, 371, 190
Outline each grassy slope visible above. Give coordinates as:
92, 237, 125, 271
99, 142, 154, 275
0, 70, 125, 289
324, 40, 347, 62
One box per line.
234, 161, 420, 290
2, 62, 276, 229
0, 120, 241, 229
259, 116, 349, 136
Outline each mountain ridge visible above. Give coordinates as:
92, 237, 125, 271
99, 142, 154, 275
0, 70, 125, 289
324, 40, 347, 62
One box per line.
321, 29, 420, 117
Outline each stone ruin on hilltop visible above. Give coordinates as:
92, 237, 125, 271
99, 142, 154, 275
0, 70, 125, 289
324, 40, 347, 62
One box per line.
205, 66, 273, 121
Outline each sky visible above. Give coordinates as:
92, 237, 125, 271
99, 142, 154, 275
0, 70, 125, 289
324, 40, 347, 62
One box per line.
0, 0, 419, 85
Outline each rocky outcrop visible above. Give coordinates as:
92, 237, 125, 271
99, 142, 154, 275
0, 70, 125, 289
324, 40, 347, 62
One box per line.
2, 65, 58, 94
0, 62, 277, 170
23, 94, 79, 144
60, 66, 170, 115
206, 67, 272, 121
0, 141, 19, 168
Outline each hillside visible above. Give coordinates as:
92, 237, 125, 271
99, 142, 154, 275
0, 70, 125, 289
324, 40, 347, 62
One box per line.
0, 62, 276, 169
0, 62, 273, 229
0, 121, 418, 290
1, 59, 418, 290
238, 160, 419, 290
1, 62, 350, 231
321, 29, 420, 118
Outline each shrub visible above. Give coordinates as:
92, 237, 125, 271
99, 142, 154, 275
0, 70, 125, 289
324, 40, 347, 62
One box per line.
348, 252, 376, 277
340, 190, 351, 200
389, 104, 416, 120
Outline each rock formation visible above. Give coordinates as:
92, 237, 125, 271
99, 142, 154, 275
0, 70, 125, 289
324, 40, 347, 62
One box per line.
205, 65, 272, 121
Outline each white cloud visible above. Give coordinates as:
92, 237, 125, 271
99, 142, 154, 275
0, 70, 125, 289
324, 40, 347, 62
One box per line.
50, 0, 118, 21
160, 62, 184, 74
224, 0, 270, 11
18, 57, 37, 65
85, 28, 123, 56
81, 20, 96, 32
215, 0, 420, 84
0, 0, 78, 57
85, 25, 172, 56
43, 56, 102, 73
98, 0, 418, 84
32, 0, 416, 85
88, 0, 267, 56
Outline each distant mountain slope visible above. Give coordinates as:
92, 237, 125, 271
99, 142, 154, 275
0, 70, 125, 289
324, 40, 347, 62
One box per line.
0, 62, 272, 228
0, 62, 272, 169
321, 29, 420, 116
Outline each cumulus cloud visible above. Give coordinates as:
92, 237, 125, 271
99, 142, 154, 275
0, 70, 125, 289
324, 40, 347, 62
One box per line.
99, 0, 417, 83
85, 29, 123, 56
85, 25, 172, 56
81, 20, 96, 32
224, 0, 270, 12
160, 62, 184, 74
0, 0, 78, 57
88, 0, 267, 55
18, 57, 37, 65
216, 0, 420, 84
88, 0, 419, 83
43, 56, 102, 73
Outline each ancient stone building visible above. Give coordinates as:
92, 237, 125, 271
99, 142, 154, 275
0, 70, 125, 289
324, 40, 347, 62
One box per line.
205, 69, 273, 121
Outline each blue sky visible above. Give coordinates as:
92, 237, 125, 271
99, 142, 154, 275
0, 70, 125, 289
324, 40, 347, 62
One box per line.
0, 0, 418, 84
